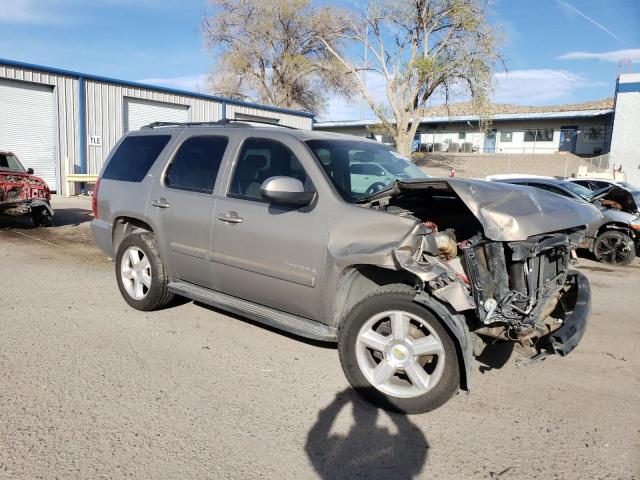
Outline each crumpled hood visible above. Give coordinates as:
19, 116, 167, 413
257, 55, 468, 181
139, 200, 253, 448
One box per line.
365, 178, 603, 241
591, 185, 638, 214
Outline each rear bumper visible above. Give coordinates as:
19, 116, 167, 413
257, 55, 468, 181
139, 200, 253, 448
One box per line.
546, 271, 591, 357
91, 218, 114, 259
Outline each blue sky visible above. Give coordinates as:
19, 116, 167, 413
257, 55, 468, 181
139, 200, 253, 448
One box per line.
0, 0, 638, 120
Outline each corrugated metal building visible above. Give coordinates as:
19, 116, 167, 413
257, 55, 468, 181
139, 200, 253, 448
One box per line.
0, 58, 314, 195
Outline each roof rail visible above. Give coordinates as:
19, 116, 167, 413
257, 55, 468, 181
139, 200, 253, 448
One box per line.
141, 119, 298, 130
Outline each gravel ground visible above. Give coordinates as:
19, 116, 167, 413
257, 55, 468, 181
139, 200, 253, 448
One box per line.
0, 196, 638, 479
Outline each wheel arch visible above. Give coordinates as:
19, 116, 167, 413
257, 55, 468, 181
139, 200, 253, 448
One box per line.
334, 264, 471, 391
112, 216, 154, 253
596, 221, 632, 238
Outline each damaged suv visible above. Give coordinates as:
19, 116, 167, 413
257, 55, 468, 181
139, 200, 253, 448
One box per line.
0, 151, 53, 226
92, 122, 600, 413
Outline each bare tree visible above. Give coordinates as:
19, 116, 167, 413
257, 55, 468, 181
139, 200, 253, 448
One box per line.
202, 0, 354, 114
318, 0, 503, 156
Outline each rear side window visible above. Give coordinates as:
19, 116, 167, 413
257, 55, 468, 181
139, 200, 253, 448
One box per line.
165, 136, 228, 194
102, 135, 170, 182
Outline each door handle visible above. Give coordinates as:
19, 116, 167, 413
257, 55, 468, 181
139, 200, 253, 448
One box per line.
151, 198, 171, 209
217, 211, 243, 224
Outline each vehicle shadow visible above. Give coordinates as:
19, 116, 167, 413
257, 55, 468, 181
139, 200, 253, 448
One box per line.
0, 207, 93, 229
305, 388, 429, 479
476, 341, 515, 373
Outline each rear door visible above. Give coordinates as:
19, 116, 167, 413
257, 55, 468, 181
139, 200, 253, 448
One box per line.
147, 133, 233, 288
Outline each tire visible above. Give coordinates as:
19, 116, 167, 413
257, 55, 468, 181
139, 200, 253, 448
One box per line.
115, 232, 174, 311
593, 230, 636, 266
338, 284, 460, 414
31, 208, 53, 227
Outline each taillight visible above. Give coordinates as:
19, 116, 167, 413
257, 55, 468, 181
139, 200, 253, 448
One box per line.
92, 178, 101, 219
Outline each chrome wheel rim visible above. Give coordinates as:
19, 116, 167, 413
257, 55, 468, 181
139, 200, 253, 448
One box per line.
355, 310, 446, 399
120, 246, 152, 300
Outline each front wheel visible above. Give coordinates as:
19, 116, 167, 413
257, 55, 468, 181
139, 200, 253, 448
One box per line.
593, 230, 636, 266
338, 285, 460, 414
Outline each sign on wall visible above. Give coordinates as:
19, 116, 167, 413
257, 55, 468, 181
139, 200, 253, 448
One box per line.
89, 135, 102, 147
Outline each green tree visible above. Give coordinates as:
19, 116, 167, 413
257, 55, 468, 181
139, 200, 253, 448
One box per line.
318, 0, 503, 155
202, 0, 354, 114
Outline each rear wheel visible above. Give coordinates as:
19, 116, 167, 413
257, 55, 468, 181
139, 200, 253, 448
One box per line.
593, 230, 636, 266
338, 285, 460, 414
115, 233, 174, 310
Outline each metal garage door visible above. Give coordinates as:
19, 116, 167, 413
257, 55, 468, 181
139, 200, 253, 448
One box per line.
124, 98, 189, 132
0, 79, 57, 190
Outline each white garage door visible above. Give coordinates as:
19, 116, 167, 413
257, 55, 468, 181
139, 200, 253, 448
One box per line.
0, 79, 57, 190
124, 98, 189, 132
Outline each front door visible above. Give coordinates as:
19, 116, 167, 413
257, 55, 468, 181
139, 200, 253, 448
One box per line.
211, 134, 328, 320
559, 126, 578, 152
147, 133, 231, 288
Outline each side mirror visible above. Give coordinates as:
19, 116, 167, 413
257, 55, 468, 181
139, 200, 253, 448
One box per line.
261, 176, 315, 207
27, 168, 34, 175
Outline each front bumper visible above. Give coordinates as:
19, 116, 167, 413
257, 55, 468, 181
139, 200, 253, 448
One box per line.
545, 271, 591, 357
0, 199, 53, 216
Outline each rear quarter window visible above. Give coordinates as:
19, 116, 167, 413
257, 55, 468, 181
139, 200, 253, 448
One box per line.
102, 135, 171, 182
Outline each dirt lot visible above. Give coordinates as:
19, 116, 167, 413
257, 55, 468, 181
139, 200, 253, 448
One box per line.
414, 152, 606, 179
0, 196, 638, 479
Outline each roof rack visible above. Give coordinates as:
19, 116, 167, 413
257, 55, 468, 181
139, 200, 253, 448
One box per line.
142, 119, 298, 130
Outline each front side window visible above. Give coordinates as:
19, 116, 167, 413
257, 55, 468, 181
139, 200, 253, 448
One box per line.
165, 136, 228, 194
305, 139, 428, 202
228, 137, 310, 201
102, 135, 171, 182
500, 131, 513, 142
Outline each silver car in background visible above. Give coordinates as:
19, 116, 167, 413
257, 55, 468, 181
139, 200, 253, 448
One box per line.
494, 177, 640, 265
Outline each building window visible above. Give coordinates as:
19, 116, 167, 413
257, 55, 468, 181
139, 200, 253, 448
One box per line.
524, 128, 554, 142
583, 126, 605, 142
459, 132, 466, 140
500, 131, 513, 142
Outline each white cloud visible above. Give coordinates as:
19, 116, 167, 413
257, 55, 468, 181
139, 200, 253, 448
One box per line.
0, 0, 60, 24
492, 69, 605, 104
558, 49, 640, 63
136, 74, 208, 92
318, 71, 388, 121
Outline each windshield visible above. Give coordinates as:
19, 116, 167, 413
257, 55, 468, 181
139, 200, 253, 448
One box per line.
0, 153, 25, 173
305, 139, 428, 202
617, 181, 640, 193
561, 181, 594, 201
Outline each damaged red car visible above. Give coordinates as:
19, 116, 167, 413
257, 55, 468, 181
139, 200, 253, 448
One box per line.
0, 151, 54, 226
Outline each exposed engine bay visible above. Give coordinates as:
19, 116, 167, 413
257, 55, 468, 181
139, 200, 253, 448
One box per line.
360, 179, 598, 358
